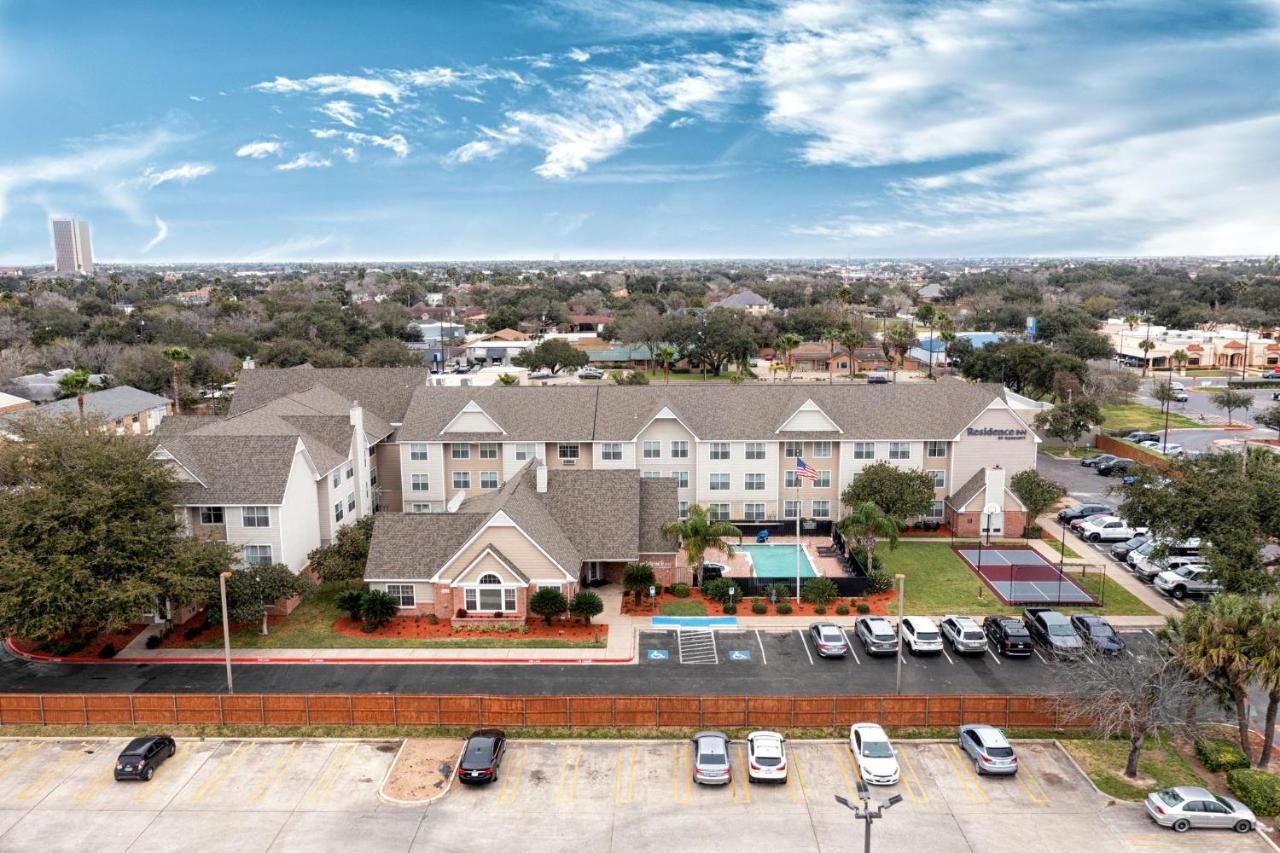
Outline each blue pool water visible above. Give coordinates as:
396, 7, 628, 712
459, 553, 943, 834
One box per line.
739, 544, 818, 578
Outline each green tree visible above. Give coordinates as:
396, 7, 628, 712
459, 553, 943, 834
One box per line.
360, 337, 422, 367
836, 501, 903, 574
206, 563, 311, 635
660, 504, 743, 578
840, 461, 935, 520
883, 321, 917, 381
0, 415, 236, 644
1211, 388, 1253, 426
622, 562, 656, 607
497, 373, 519, 386
701, 577, 741, 605
569, 591, 604, 625
513, 338, 589, 374
1255, 403, 1280, 438
336, 589, 366, 622
56, 368, 93, 417
1034, 397, 1103, 451
1251, 600, 1280, 766
307, 515, 374, 585
1137, 338, 1156, 376
360, 589, 398, 632
837, 327, 864, 379
1009, 469, 1065, 532
161, 346, 191, 414
1171, 348, 1189, 375
800, 576, 838, 606
529, 587, 569, 626
654, 344, 677, 384
776, 332, 803, 380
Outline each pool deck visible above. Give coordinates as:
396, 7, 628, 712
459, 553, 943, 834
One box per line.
703, 535, 849, 580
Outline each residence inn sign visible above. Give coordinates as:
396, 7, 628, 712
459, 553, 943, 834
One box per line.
966, 426, 1029, 440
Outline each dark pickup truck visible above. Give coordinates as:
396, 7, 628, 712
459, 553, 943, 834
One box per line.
1021, 607, 1085, 657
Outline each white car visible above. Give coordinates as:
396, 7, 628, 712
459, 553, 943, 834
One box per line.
1154, 565, 1221, 600
746, 730, 788, 783
939, 615, 988, 654
1078, 515, 1149, 543
1140, 441, 1184, 456
900, 616, 943, 655
849, 723, 900, 785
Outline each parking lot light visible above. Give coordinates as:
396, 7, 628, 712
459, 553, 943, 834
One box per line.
219, 571, 234, 695
835, 783, 903, 853
894, 574, 905, 695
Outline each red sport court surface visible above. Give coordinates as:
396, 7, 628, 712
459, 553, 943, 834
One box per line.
954, 547, 1098, 605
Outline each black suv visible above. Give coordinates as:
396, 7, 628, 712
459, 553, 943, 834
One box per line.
982, 616, 1032, 657
1057, 503, 1113, 524
115, 735, 176, 781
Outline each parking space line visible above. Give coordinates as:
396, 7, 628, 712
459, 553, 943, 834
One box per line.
496, 745, 528, 805
731, 745, 750, 804
836, 743, 862, 782
188, 741, 252, 805
555, 744, 582, 803
303, 742, 356, 806
671, 744, 692, 804
942, 744, 990, 804
15, 746, 82, 801
1125, 834, 1256, 849
787, 749, 805, 804
842, 629, 861, 664
249, 740, 303, 803
754, 630, 767, 665
132, 747, 194, 803
797, 629, 815, 665
830, 743, 858, 802
0, 742, 39, 782
613, 745, 636, 805
1034, 649, 1049, 664
985, 647, 1003, 665
941, 647, 955, 665
898, 750, 928, 804
73, 764, 116, 802
1017, 758, 1051, 805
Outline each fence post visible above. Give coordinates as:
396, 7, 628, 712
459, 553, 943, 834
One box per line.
171, 694, 178, 724
347, 694, 353, 725
924, 696, 930, 728
127, 694, 135, 725
80, 694, 88, 725
216, 694, 224, 726
259, 694, 265, 726
304, 695, 310, 727
699, 696, 705, 728
564, 696, 571, 729
392, 694, 398, 727
37, 695, 45, 726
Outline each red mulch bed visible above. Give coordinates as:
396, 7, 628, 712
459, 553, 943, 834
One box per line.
158, 615, 290, 648
330, 615, 607, 641
14, 623, 148, 659
900, 525, 954, 538
623, 590, 896, 617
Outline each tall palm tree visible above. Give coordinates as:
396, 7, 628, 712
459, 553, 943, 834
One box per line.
883, 322, 917, 382
660, 504, 743, 578
1123, 313, 1139, 332
1251, 601, 1280, 766
1171, 348, 1189, 376
777, 333, 803, 380
654, 345, 677, 384
915, 304, 937, 379
836, 501, 903, 573
1137, 339, 1156, 377
821, 327, 841, 383
57, 369, 92, 418
162, 346, 192, 414
936, 313, 957, 373
837, 327, 864, 380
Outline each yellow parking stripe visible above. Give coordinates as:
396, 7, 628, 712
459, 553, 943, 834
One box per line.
15, 747, 82, 801
671, 744, 692, 803
731, 745, 750, 803
73, 764, 116, 802
494, 745, 523, 803
612, 745, 636, 805
303, 742, 355, 805
555, 744, 581, 804
787, 749, 805, 804
898, 750, 928, 804
942, 744, 990, 804
830, 743, 858, 802
0, 742, 40, 782
838, 744, 863, 781
1126, 834, 1256, 850
1017, 758, 1051, 804
188, 742, 252, 805
132, 747, 193, 803
249, 741, 303, 803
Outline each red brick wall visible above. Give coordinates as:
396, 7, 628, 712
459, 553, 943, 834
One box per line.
947, 508, 1028, 538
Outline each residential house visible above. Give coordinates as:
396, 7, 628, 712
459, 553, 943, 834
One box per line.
569, 313, 613, 333
0, 386, 171, 437
5, 368, 108, 402
711, 289, 775, 315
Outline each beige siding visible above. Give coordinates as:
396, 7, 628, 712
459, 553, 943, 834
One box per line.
545, 441, 591, 470
399, 441, 445, 511
443, 524, 568, 583
375, 442, 402, 510
949, 406, 1037, 490
453, 550, 527, 585
632, 417, 695, 499
378, 581, 435, 605
443, 442, 504, 501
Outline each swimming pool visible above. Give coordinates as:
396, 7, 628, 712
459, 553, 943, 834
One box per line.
739, 544, 818, 578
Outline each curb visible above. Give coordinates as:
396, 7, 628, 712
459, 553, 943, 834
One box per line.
376, 738, 462, 807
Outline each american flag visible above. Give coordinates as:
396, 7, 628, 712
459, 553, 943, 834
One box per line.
794, 457, 820, 481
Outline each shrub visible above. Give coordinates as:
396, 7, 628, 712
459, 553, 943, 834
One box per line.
530, 588, 570, 626
722, 602, 737, 615
776, 602, 793, 615
184, 624, 205, 641
856, 602, 871, 614
455, 608, 468, 619
360, 590, 398, 633
427, 613, 439, 626
800, 577, 839, 606
454, 620, 528, 634
835, 604, 850, 616
669, 582, 691, 598
623, 562, 657, 606
336, 589, 366, 623
1228, 769, 1280, 816
764, 583, 791, 603
97, 642, 116, 659
1196, 737, 1250, 773
569, 591, 605, 625
848, 546, 883, 574
751, 601, 767, 615
145, 634, 163, 650
866, 570, 894, 594
702, 577, 742, 605
814, 605, 827, 615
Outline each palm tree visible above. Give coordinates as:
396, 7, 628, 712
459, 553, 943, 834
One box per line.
162, 346, 192, 414
1251, 601, 1280, 766
655, 345, 677, 384
820, 327, 841, 383
497, 373, 519, 386
884, 322, 917, 382
915, 304, 937, 379
837, 327, 864, 380
1171, 348, 1189, 377
57, 369, 93, 418
776, 333, 803, 380
660, 504, 743, 580
1123, 313, 1139, 332
1137, 339, 1155, 377
835, 501, 903, 573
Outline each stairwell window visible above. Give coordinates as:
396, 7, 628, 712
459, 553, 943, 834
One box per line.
514, 443, 537, 461
411, 474, 429, 492
242, 506, 270, 528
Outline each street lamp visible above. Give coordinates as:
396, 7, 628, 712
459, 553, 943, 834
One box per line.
835, 782, 903, 853
219, 571, 234, 694
894, 573, 905, 695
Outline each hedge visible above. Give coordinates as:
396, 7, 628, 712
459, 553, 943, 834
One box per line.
1227, 769, 1280, 816
1195, 737, 1250, 773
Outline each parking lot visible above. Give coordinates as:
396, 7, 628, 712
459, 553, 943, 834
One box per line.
0, 736, 1269, 852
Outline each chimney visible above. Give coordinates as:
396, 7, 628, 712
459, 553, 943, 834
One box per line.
241, 356, 255, 370
983, 466, 1005, 506
536, 463, 548, 493
349, 400, 365, 436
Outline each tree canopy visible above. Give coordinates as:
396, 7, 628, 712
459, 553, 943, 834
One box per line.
840, 461, 935, 519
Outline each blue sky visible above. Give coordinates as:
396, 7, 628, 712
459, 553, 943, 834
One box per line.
2, 0, 1279, 262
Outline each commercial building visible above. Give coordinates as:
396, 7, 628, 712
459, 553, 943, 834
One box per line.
1101, 319, 1279, 371
50, 217, 93, 275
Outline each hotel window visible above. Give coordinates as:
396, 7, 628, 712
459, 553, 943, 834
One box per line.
853, 442, 875, 460
815, 470, 831, 488
331, 469, 341, 488
888, 441, 911, 460
465, 574, 516, 612
557, 444, 580, 461
811, 500, 831, 519
783, 500, 801, 519
708, 503, 731, 522
347, 494, 355, 512
370, 467, 378, 486
479, 443, 499, 459
783, 441, 803, 458
743, 503, 765, 521
514, 443, 537, 461
451, 443, 470, 460
670, 440, 689, 459
242, 506, 270, 528
811, 441, 832, 458
387, 584, 415, 608
710, 473, 730, 491
243, 544, 272, 566
199, 507, 224, 525
411, 474, 430, 492
480, 472, 499, 489
453, 472, 471, 490
642, 471, 662, 478
601, 442, 623, 461
926, 500, 946, 520
925, 440, 947, 458
643, 440, 661, 459
672, 470, 689, 489
927, 470, 945, 489
745, 473, 765, 491
785, 470, 800, 489
369, 445, 377, 457
678, 501, 690, 519
411, 503, 431, 513
345, 462, 354, 479
745, 442, 766, 460
334, 501, 344, 522
709, 442, 730, 460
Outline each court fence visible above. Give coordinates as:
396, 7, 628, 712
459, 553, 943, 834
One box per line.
0, 693, 1084, 730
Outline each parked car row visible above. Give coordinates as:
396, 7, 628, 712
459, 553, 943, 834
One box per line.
844, 612, 1124, 659
1121, 537, 1219, 600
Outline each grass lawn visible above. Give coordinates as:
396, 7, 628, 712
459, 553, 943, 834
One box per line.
636, 369, 754, 383
190, 587, 607, 649
877, 541, 1155, 617
1061, 737, 1206, 800
659, 599, 708, 616
1100, 404, 1202, 432
1038, 530, 1082, 560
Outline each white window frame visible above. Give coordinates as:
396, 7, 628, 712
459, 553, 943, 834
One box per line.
514, 443, 537, 461
464, 574, 518, 612
853, 442, 875, 460
242, 506, 270, 528
331, 469, 341, 488
479, 443, 499, 460
642, 471, 662, 478
784, 470, 800, 489
710, 473, 730, 491
678, 501, 690, 519
600, 442, 623, 461
452, 471, 471, 490
745, 442, 766, 460
347, 494, 355, 512
743, 503, 765, 521
451, 443, 470, 460
783, 500, 801, 519
927, 469, 945, 489
888, 441, 911, 460
334, 501, 344, 522
745, 473, 765, 491
783, 441, 803, 458
811, 441, 832, 458
345, 462, 354, 479
411, 503, 431, 513
672, 470, 689, 489
643, 440, 661, 459
243, 544, 272, 566
811, 500, 831, 519
409, 443, 430, 461
709, 442, 730, 460
926, 440, 947, 458
411, 473, 430, 492
480, 471, 499, 490
708, 503, 731, 522
815, 470, 831, 488
558, 443, 580, 461
387, 584, 415, 608
670, 440, 689, 459
926, 500, 946, 520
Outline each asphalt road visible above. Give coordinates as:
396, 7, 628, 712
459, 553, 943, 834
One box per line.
0, 629, 1158, 696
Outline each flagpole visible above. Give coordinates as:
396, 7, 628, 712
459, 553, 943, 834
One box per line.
795, 482, 802, 601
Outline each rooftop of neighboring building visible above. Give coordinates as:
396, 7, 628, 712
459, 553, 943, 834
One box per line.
0, 385, 169, 426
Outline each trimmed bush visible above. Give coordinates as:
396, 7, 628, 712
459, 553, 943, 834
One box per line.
722, 602, 737, 615
668, 582, 691, 598
866, 570, 894, 594
702, 577, 742, 605
776, 602, 793, 615
569, 591, 605, 625
1228, 769, 1280, 816
97, 642, 116, 659
763, 583, 791, 603
1196, 737, 1251, 773
751, 601, 767, 614
360, 590, 398, 633
835, 604, 850, 616
454, 620, 529, 634
530, 588, 569, 626
336, 589, 366, 623
800, 576, 839, 606
856, 602, 871, 614
455, 608, 468, 619
813, 605, 827, 615
145, 634, 163, 649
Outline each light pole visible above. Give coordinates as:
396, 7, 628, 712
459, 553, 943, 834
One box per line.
219, 571, 234, 694
894, 573, 905, 695
835, 783, 903, 853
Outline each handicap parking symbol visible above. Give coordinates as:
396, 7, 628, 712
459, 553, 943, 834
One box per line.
647, 649, 669, 661
728, 650, 752, 661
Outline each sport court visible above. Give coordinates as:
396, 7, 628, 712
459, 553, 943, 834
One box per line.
955, 547, 1097, 605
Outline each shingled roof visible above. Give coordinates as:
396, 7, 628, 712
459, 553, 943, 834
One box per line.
161, 434, 302, 505
228, 367, 428, 422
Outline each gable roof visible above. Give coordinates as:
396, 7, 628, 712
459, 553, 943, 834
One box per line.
1, 386, 170, 426
162, 435, 304, 505
714, 290, 771, 310
228, 367, 428, 422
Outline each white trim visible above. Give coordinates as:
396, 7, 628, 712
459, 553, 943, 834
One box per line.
950, 398, 1042, 444
628, 405, 701, 442
440, 400, 507, 435
430, 509, 576, 582
150, 446, 207, 487
775, 398, 843, 434
449, 546, 531, 587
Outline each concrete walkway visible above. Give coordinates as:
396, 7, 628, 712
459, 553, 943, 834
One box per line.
1036, 514, 1179, 619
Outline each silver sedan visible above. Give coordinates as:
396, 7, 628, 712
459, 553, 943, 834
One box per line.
1145, 786, 1256, 834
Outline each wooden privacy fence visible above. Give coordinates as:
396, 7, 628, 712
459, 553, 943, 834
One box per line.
0, 694, 1080, 730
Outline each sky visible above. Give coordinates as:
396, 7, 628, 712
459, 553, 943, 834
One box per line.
2, 0, 1280, 263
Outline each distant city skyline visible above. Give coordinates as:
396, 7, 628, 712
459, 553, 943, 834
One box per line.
3, 1, 1280, 263
50, 218, 93, 274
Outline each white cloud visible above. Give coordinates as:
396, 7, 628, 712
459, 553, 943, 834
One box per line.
390, 67, 461, 88
543, 0, 764, 35
310, 128, 409, 158
142, 216, 169, 252
276, 152, 333, 171
244, 234, 337, 262
319, 100, 361, 127
235, 140, 283, 159
188, 95, 203, 102
566, 47, 591, 62
668, 116, 695, 128
138, 162, 214, 189
252, 73, 405, 101
338, 147, 359, 163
